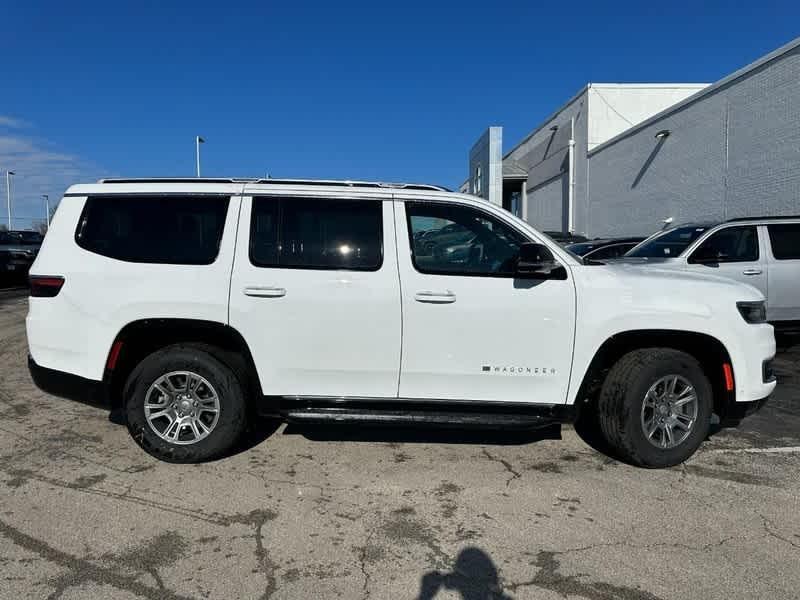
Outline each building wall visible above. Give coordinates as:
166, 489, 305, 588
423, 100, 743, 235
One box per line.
586, 84, 708, 151
507, 90, 589, 233
586, 42, 800, 237
468, 127, 503, 206
505, 85, 704, 234
526, 174, 567, 231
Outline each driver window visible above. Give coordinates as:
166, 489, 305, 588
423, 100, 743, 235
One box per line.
689, 226, 759, 264
406, 202, 527, 276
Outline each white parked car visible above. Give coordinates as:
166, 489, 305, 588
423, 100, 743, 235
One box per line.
26, 178, 776, 467
621, 217, 800, 328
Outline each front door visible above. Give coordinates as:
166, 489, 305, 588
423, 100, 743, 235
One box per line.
765, 223, 800, 322
229, 194, 401, 398
395, 199, 576, 404
685, 225, 768, 298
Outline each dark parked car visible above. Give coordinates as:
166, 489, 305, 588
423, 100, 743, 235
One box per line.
0, 230, 44, 281
543, 231, 589, 245
565, 237, 645, 262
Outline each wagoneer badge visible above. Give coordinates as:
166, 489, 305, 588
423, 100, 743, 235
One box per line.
482, 365, 556, 375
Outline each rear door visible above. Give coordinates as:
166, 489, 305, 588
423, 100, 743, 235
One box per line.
229, 192, 401, 398
685, 225, 767, 297
764, 222, 800, 322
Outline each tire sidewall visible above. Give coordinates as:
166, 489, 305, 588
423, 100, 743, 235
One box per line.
623, 355, 712, 467
125, 347, 246, 463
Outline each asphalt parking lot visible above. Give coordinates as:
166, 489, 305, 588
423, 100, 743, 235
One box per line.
1, 289, 799, 600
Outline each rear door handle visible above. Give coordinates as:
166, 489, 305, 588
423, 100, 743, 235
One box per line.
414, 290, 456, 304
244, 286, 286, 298
742, 269, 763, 276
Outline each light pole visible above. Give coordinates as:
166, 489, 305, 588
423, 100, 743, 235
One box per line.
5, 170, 14, 230
42, 194, 50, 228
195, 136, 205, 177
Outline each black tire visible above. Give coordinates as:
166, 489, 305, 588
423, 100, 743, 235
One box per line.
598, 348, 712, 468
124, 344, 248, 463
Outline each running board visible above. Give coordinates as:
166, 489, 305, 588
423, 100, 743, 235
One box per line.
281, 407, 560, 430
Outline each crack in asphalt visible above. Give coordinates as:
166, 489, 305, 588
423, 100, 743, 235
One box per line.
481, 448, 521, 487
0, 424, 152, 476
760, 513, 800, 550
222, 509, 279, 600
549, 535, 740, 556
2, 467, 232, 526
357, 528, 376, 600
506, 550, 665, 600
0, 518, 196, 600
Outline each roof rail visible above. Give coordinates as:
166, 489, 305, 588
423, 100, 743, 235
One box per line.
98, 178, 256, 184
726, 215, 800, 222
97, 177, 450, 191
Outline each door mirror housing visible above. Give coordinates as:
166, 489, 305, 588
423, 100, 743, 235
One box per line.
516, 243, 565, 278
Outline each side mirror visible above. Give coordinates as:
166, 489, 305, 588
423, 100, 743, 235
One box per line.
516, 243, 563, 278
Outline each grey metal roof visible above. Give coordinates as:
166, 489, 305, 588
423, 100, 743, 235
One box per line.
502, 160, 528, 179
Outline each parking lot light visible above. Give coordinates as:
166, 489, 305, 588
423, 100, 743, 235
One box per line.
5, 170, 14, 230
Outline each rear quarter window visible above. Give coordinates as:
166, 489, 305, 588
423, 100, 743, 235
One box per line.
249, 197, 383, 271
75, 195, 230, 264
767, 224, 800, 260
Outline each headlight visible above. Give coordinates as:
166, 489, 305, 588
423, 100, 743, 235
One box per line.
737, 301, 767, 324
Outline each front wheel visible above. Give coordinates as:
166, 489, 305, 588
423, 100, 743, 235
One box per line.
124, 344, 248, 463
598, 348, 712, 468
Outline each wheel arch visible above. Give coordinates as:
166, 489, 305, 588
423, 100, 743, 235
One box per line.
572, 329, 735, 422
103, 318, 263, 411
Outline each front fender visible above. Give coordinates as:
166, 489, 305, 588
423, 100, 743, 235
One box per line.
566, 267, 775, 405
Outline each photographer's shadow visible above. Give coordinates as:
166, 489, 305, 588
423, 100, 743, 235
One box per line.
417, 547, 513, 600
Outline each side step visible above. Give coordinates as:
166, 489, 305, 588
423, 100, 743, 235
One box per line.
282, 407, 559, 430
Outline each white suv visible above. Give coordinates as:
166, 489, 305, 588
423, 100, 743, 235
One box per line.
26, 178, 776, 467
623, 217, 800, 328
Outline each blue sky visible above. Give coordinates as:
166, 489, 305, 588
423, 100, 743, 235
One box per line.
1, 0, 799, 228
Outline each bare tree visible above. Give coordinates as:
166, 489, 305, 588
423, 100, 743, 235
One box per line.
33, 221, 49, 235
0, 223, 7, 232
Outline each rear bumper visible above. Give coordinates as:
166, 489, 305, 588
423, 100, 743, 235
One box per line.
28, 355, 107, 406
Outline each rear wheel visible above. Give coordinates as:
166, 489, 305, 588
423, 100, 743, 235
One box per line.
598, 348, 712, 468
124, 344, 247, 463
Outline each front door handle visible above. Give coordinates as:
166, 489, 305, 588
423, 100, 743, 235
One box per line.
244, 286, 287, 298
742, 268, 763, 276
414, 290, 456, 304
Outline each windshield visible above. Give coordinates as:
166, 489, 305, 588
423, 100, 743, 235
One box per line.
626, 225, 710, 258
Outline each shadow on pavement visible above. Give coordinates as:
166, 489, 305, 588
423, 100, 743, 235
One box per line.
416, 547, 513, 600
223, 417, 283, 457
283, 422, 562, 446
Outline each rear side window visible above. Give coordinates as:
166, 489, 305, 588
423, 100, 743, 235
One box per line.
76, 195, 229, 264
250, 197, 382, 271
767, 224, 800, 260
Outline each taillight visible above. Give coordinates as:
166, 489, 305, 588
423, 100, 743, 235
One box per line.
29, 276, 65, 298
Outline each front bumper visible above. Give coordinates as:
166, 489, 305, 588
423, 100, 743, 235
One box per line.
28, 355, 107, 406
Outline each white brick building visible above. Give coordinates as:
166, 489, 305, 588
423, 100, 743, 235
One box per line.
465, 36, 800, 237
